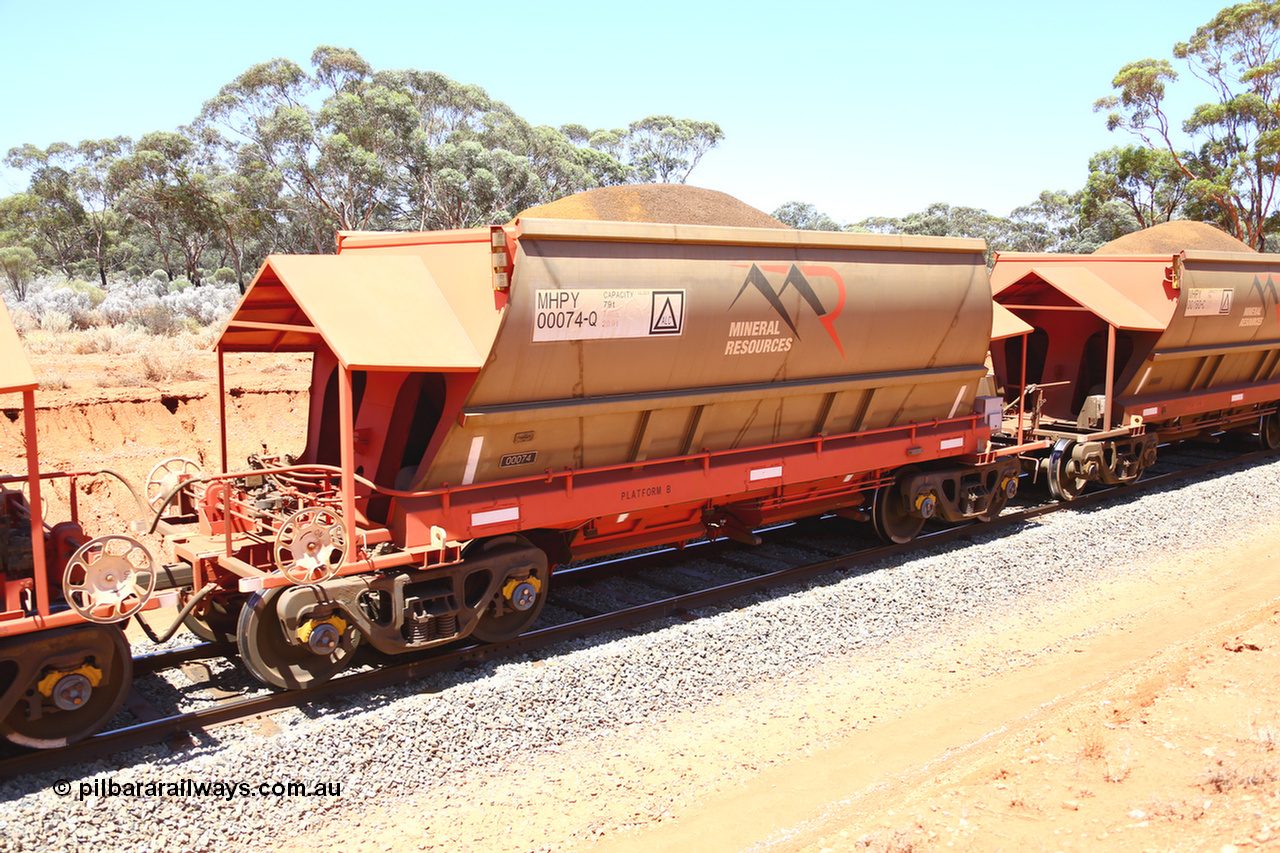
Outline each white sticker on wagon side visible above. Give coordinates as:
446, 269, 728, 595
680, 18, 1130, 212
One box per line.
1232, 392, 1245, 402
533, 289, 684, 341
471, 507, 520, 527
1185, 287, 1233, 317
1143, 406, 1159, 417
750, 465, 783, 481
462, 435, 484, 486
939, 437, 965, 451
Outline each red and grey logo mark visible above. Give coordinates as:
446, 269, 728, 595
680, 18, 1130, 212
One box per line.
730, 264, 847, 356
1249, 273, 1280, 327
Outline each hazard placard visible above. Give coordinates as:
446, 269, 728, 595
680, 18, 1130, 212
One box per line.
648, 291, 684, 335
533, 289, 685, 341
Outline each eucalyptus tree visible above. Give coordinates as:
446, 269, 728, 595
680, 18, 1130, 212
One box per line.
199, 46, 416, 244
522, 125, 599, 205
0, 246, 38, 300
771, 201, 842, 230
1005, 190, 1088, 252
5, 138, 131, 285
414, 140, 544, 230
106, 129, 277, 285
624, 115, 724, 183
857, 202, 1012, 244
183, 126, 284, 290
1082, 145, 1191, 228
552, 124, 632, 188
109, 131, 206, 281
1095, 2, 1280, 249
0, 191, 79, 279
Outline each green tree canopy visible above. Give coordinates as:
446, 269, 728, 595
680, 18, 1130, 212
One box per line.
1, 46, 725, 292
771, 201, 842, 230
1082, 145, 1191, 228
857, 202, 1011, 244
4, 139, 131, 285
624, 116, 724, 183
0, 246, 38, 300
1095, 2, 1280, 249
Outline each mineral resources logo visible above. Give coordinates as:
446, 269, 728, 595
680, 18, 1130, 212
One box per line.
727, 264, 846, 357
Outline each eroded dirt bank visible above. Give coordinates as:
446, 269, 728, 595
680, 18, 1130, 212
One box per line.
0, 351, 309, 534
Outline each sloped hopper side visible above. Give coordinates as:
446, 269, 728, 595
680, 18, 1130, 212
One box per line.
0, 298, 36, 396
1126, 252, 1280, 406
415, 220, 995, 490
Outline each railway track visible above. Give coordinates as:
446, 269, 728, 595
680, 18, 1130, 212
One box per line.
0, 441, 1266, 781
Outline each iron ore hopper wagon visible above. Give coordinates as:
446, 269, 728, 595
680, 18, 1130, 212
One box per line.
155, 219, 1033, 692
990, 250, 1280, 498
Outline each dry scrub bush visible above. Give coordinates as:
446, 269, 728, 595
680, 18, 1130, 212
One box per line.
39, 310, 72, 333
1073, 722, 1133, 782
10, 310, 36, 333
5, 274, 239, 340
77, 309, 110, 328
18, 330, 59, 354
1103, 744, 1133, 783
17, 325, 197, 357
1078, 723, 1107, 761
854, 826, 925, 853
1200, 762, 1278, 793
188, 325, 220, 350
1247, 716, 1280, 751
134, 336, 204, 384
1139, 797, 1205, 821
68, 326, 150, 354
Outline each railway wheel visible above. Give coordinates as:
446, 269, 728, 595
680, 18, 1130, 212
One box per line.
1046, 439, 1088, 501
470, 537, 549, 644
1261, 412, 1280, 451
0, 624, 131, 749
237, 587, 359, 690
871, 470, 926, 545
182, 595, 245, 643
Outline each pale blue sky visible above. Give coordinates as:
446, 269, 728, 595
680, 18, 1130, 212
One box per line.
0, 0, 1228, 223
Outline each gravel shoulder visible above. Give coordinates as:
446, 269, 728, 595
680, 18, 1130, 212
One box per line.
281, 458, 1280, 853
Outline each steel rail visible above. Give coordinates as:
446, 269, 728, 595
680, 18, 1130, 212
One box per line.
0, 444, 1269, 781
133, 643, 236, 677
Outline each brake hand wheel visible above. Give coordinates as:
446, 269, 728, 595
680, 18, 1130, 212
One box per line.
145, 456, 203, 510
62, 535, 157, 623
273, 507, 347, 585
